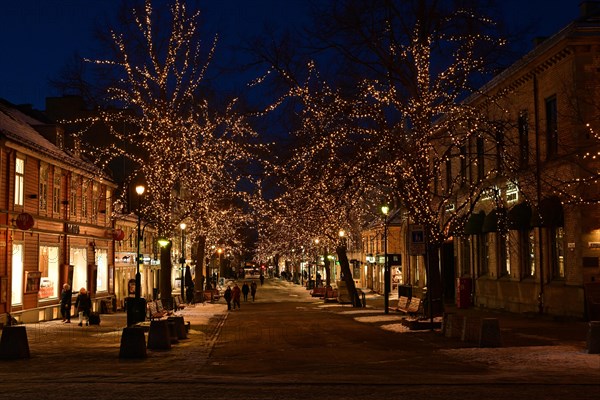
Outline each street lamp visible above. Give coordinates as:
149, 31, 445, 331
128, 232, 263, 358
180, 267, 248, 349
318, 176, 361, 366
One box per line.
180, 222, 186, 299
135, 185, 145, 299
382, 205, 390, 314
217, 248, 223, 285
126, 184, 145, 327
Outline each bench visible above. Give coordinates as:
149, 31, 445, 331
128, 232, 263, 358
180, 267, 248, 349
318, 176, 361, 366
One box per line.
202, 289, 220, 303
395, 296, 410, 312
156, 299, 173, 317
324, 286, 338, 302
173, 295, 186, 310
397, 297, 422, 315
310, 287, 326, 297
147, 301, 167, 320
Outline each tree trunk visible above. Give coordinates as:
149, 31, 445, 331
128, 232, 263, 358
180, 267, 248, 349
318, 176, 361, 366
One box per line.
426, 243, 444, 317
323, 247, 331, 287
159, 240, 173, 307
194, 235, 206, 301
336, 245, 362, 307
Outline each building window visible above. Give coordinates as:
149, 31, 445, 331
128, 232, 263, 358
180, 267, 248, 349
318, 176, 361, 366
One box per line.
476, 137, 485, 182
518, 111, 529, 168
521, 229, 535, 278
498, 232, 509, 277
445, 159, 452, 192
11, 243, 24, 306
70, 175, 78, 217
39, 163, 48, 213
92, 182, 99, 222
495, 127, 504, 174
82, 180, 89, 219
70, 247, 88, 292
545, 96, 558, 159
53, 168, 61, 214
96, 248, 108, 292
39, 245, 60, 300
14, 157, 24, 206
460, 237, 471, 276
477, 234, 489, 276
550, 227, 565, 279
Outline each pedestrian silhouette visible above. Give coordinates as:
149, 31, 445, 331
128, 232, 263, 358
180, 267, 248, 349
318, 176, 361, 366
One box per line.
242, 282, 250, 301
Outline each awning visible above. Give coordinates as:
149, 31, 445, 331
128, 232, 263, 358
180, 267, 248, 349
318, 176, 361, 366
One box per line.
482, 208, 507, 233
464, 211, 486, 235
508, 202, 532, 230
538, 196, 564, 227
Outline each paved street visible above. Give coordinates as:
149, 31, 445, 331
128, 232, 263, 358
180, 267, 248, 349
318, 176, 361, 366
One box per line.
1, 279, 599, 399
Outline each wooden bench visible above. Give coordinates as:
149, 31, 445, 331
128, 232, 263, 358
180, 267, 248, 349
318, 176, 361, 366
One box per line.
324, 286, 338, 302
156, 299, 173, 317
395, 296, 410, 312
147, 301, 167, 320
398, 297, 422, 315
202, 289, 220, 303
173, 295, 186, 310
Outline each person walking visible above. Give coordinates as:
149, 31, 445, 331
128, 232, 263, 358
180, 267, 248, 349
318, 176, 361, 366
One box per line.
232, 283, 241, 310
259, 274, 264, 286
250, 281, 257, 301
74, 288, 92, 326
60, 284, 73, 323
224, 285, 232, 310
242, 282, 250, 302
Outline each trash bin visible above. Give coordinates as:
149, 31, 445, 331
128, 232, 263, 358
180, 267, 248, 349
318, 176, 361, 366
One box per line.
398, 284, 412, 298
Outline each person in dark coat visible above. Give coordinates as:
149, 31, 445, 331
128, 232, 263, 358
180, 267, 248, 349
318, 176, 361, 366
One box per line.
74, 287, 92, 326
241, 282, 250, 302
250, 281, 257, 302
259, 274, 264, 286
223, 286, 232, 310
60, 284, 73, 323
232, 284, 241, 310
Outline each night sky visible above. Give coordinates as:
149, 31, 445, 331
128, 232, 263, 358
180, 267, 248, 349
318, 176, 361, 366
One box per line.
0, 0, 580, 110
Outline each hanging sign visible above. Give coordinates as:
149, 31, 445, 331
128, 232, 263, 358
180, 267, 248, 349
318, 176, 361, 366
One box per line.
113, 228, 125, 241
15, 212, 35, 230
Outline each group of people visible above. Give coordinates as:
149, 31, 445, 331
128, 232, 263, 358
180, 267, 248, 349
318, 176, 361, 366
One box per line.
223, 280, 258, 310
60, 284, 92, 326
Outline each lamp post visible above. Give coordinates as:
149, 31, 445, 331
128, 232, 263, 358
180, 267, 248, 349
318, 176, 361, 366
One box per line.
135, 185, 145, 299
180, 223, 186, 299
126, 184, 145, 327
382, 205, 390, 314
217, 248, 222, 285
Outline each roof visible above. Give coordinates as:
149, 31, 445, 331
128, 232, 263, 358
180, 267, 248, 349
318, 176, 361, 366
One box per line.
0, 99, 111, 180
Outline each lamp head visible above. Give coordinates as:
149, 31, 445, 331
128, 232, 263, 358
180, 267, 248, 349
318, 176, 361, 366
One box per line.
135, 185, 145, 196
157, 237, 170, 247
180, 222, 186, 230
339, 230, 345, 238
381, 205, 390, 216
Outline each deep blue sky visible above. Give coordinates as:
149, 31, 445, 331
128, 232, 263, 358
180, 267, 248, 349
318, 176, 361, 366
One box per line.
0, 0, 581, 109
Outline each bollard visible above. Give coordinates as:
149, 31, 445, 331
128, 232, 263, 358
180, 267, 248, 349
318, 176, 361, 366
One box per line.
119, 327, 147, 359
168, 316, 187, 340
167, 319, 179, 344
587, 321, 600, 354
479, 318, 502, 347
147, 320, 171, 350
0, 326, 30, 360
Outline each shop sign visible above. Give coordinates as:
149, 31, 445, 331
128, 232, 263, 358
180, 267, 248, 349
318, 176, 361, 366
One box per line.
113, 228, 125, 241
15, 212, 35, 230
